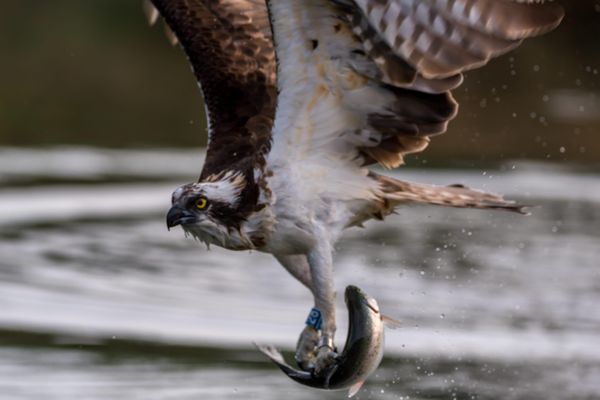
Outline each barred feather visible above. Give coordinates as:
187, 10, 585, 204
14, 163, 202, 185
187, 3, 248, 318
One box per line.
350, 0, 564, 79
371, 171, 528, 214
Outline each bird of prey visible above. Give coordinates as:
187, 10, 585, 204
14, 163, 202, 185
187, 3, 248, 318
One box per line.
148, 0, 563, 375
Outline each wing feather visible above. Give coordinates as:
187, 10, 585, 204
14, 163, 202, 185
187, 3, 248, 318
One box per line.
149, 0, 276, 180
268, 0, 563, 171
352, 0, 564, 79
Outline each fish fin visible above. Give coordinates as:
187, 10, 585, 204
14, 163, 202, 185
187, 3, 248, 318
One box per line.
163, 22, 179, 46
142, 0, 159, 26
382, 314, 401, 329
254, 343, 286, 364
348, 381, 365, 398
254, 343, 315, 382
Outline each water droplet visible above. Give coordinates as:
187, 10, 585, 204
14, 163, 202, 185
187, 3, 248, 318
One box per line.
440, 313, 445, 319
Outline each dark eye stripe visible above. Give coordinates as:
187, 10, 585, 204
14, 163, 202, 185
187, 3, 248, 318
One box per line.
186, 196, 205, 209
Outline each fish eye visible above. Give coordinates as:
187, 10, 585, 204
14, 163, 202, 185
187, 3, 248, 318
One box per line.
195, 197, 208, 209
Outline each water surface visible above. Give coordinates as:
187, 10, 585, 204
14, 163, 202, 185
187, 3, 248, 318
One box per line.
1, 148, 599, 399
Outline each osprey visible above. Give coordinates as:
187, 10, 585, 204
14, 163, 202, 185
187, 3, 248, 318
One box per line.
148, 0, 563, 375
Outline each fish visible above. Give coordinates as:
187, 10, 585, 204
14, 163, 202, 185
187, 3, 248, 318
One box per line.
256, 285, 396, 397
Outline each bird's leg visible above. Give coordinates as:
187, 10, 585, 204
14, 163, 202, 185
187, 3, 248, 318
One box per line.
275, 254, 320, 370
275, 254, 313, 291
306, 238, 338, 377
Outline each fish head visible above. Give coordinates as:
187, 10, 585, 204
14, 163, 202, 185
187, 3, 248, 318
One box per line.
345, 285, 380, 315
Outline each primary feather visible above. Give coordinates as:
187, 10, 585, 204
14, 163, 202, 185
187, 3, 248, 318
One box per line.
148, 0, 277, 180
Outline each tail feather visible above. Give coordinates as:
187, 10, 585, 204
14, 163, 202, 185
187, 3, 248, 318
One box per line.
371, 172, 529, 214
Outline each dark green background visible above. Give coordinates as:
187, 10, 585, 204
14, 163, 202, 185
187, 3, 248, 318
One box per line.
1, 1, 599, 162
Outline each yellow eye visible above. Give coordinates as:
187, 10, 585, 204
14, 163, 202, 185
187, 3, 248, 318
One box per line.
195, 197, 208, 209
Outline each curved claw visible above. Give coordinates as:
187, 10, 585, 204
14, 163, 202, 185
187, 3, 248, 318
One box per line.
295, 325, 319, 370
314, 346, 339, 378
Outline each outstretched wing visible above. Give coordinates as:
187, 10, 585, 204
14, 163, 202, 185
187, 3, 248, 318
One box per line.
267, 0, 563, 171
148, 0, 276, 180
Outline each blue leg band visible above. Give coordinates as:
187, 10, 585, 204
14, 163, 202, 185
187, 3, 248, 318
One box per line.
305, 307, 323, 330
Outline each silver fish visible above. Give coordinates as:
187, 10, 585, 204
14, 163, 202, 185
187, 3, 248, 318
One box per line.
257, 285, 393, 397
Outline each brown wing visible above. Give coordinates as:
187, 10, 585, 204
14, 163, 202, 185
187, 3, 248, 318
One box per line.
329, 0, 564, 168
149, 0, 276, 180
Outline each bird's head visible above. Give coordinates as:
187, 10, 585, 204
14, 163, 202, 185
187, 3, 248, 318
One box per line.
166, 172, 247, 247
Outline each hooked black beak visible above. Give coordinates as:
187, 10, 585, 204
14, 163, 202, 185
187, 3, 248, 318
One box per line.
166, 206, 196, 230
